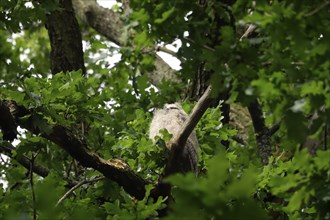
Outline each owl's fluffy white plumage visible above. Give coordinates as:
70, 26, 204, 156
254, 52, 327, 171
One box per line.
149, 103, 199, 174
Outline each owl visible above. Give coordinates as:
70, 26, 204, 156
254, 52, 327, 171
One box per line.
149, 103, 199, 174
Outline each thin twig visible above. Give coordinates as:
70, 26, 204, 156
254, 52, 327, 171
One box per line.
66, 159, 75, 179
305, 1, 330, 17
269, 122, 281, 136
29, 152, 38, 220
183, 37, 215, 52
156, 46, 178, 57
0, 154, 7, 164
240, 24, 257, 41
56, 176, 105, 207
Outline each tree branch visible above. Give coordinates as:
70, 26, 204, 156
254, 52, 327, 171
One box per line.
304, 1, 330, 17
0, 143, 49, 178
269, 122, 281, 136
248, 99, 271, 165
165, 85, 213, 176
0, 100, 18, 141
23, 118, 149, 199
1, 102, 148, 199
56, 176, 105, 207
156, 46, 179, 59
173, 85, 213, 148
72, 0, 178, 86
72, 0, 122, 45
29, 152, 37, 220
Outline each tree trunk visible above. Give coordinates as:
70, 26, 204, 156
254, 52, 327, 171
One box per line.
45, 0, 86, 75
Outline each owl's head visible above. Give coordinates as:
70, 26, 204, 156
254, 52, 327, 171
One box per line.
164, 103, 182, 111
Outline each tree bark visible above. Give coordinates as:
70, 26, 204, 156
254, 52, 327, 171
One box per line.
0, 100, 18, 141
72, 0, 177, 86
248, 100, 271, 165
45, 0, 86, 75
41, 0, 149, 200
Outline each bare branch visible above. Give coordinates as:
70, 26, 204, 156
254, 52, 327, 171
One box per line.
240, 24, 257, 41
56, 176, 105, 207
183, 37, 215, 52
38, 124, 149, 200
304, 1, 330, 17
164, 85, 213, 176
173, 85, 213, 148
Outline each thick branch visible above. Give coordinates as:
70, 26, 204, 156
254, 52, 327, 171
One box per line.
248, 100, 271, 165
72, 0, 122, 45
72, 0, 177, 86
35, 122, 146, 198
1, 99, 150, 200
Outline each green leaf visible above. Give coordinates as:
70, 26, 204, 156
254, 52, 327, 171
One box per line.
154, 7, 175, 24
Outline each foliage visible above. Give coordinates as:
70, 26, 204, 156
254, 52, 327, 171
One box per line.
259, 149, 330, 219
0, 0, 329, 219
165, 153, 268, 220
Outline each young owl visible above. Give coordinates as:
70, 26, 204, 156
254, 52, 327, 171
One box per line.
149, 103, 199, 174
